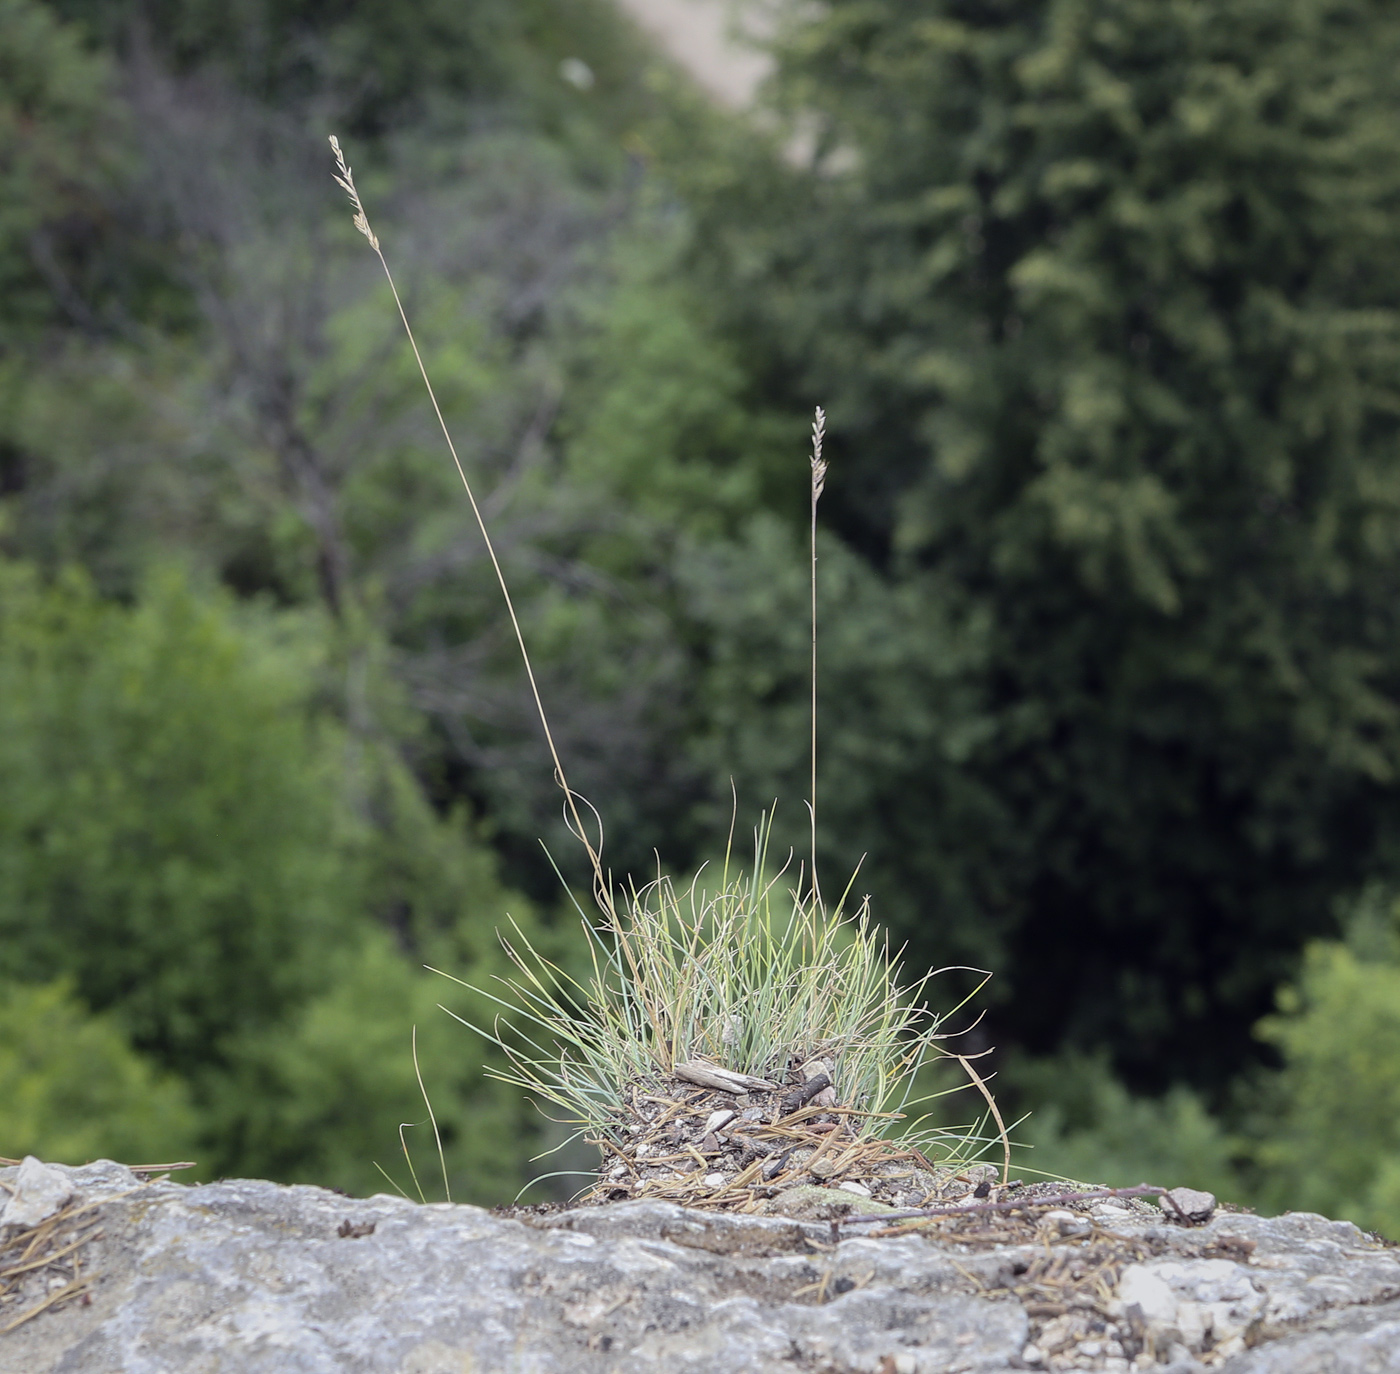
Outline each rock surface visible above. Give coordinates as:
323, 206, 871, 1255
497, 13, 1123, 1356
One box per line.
1, 1158, 1398, 1373
0, 1157, 74, 1233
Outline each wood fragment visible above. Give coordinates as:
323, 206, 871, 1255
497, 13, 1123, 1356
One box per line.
780, 1073, 832, 1114
731, 1133, 776, 1157
674, 1061, 780, 1094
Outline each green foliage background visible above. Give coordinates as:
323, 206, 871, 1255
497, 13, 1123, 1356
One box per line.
681, 0, 1400, 1092
3, 0, 1400, 1231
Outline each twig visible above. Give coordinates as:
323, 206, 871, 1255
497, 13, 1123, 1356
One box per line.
762, 1147, 797, 1182
835, 1183, 1176, 1230
780, 1073, 832, 1114
0, 1158, 194, 1176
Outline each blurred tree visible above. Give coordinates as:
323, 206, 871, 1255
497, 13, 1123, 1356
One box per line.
46, 0, 660, 143
0, 559, 542, 1195
0, 978, 198, 1165
1002, 1050, 1243, 1200
1250, 885, 1400, 1238
680, 0, 1400, 1091
0, 0, 182, 345
0, 560, 352, 1073
31, 0, 1400, 1175
0, 0, 115, 340
0, 31, 712, 895
203, 926, 541, 1202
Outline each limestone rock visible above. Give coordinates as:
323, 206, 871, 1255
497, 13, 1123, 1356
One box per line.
1162, 1188, 1218, 1225
1116, 1258, 1267, 1362
2, 1159, 1399, 1374
0, 1157, 73, 1233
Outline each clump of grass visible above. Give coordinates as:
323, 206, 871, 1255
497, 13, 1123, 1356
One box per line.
329, 138, 1003, 1203
434, 819, 978, 1148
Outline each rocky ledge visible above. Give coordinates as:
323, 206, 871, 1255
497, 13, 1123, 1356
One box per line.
2, 1156, 1398, 1373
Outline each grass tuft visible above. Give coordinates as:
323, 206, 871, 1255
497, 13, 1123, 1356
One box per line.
433, 817, 989, 1165
330, 138, 1002, 1204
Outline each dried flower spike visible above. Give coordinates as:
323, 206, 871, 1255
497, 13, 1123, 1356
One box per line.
810, 406, 828, 501
808, 404, 827, 906
328, 134, 379, 252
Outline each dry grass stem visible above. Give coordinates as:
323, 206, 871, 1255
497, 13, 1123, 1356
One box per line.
953, 1051, 1011, 1185
809, 406, 827, 905
328, 134, 610, 917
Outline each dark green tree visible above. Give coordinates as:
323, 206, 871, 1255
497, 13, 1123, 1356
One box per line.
0, 0, 165, 343
682, 0, 1400, 1090
0, 978, 199, 1165
0, 561, 352, 1072
0, 560, 542, 1196
46, 0, 659, 141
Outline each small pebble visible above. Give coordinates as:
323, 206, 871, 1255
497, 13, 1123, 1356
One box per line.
1161, 1186, 1216, 1223
1039, 1209, 1092, 1238
1091, 1202, 1135, 1229
837, 1181, 872, 1198
703, 1172, 727, 1188
1021, 1344, 1044, 1366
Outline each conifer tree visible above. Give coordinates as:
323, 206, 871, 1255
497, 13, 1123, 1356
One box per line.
694, 0, 1400, 1087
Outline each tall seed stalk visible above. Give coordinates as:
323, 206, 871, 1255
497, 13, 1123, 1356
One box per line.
328, 136, 612, 922
809, 406, 827, 906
